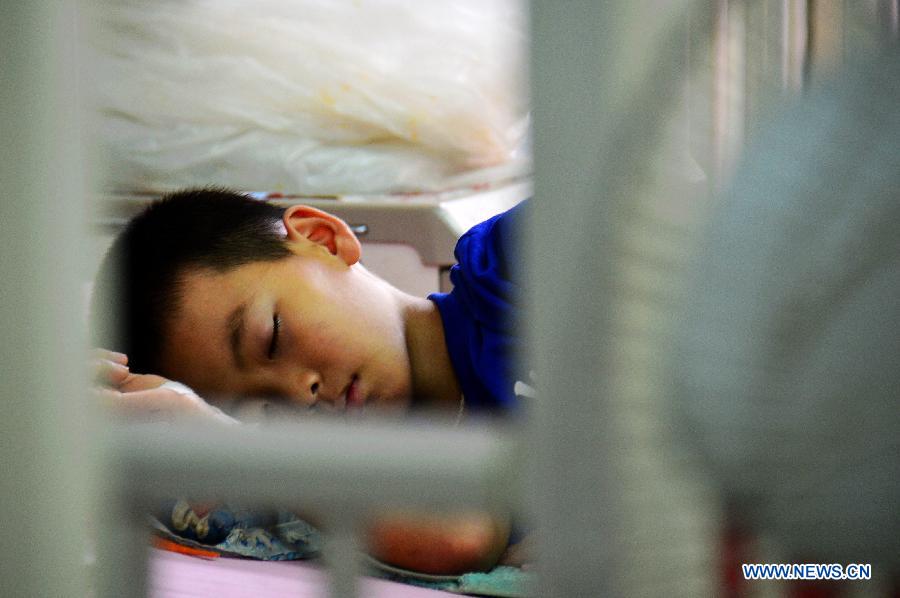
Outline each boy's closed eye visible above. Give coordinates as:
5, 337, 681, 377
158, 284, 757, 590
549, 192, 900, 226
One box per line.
267, 313, 281, 360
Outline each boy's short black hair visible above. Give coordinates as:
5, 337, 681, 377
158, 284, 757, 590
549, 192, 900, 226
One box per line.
91, 188, 293, 374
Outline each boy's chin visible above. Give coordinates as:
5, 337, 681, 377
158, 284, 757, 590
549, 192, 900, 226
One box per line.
406, 396, 463, 419
220, 395, 412, 424
360, 394, 411, 418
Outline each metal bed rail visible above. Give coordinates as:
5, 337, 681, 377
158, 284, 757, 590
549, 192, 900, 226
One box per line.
9, 1, 895, 597
97, 421, 518, 598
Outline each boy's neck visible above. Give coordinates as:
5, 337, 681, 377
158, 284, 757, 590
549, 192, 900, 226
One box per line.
399, 292, 462, 412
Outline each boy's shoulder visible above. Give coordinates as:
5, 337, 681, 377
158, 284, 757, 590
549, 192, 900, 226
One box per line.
429, 200, 529, 414
454, 199, 529, 285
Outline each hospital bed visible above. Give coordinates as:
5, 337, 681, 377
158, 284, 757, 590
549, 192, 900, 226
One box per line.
4, 1, 899, 597
6, 3, 719, 594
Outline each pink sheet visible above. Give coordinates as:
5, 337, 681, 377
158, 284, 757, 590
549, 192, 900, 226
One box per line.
148, 549, 458, 598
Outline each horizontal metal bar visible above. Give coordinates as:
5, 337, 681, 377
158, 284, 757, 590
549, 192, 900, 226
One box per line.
105, 418, 519, 514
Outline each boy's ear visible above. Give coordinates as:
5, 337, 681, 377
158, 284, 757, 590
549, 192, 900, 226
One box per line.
282, 205, 362, 266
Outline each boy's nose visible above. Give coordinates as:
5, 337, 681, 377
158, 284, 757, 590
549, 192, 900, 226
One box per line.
293, 370, 322, 407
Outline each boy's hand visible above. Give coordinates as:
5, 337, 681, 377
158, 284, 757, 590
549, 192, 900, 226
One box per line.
93, 348, 131, 387
92, 349, 238, 425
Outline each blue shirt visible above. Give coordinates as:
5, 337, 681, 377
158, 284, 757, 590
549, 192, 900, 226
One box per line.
429, 200, 528, 415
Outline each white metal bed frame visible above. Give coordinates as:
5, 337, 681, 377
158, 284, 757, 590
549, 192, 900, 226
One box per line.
0, 3, 728, 597
6, 2, 896, 597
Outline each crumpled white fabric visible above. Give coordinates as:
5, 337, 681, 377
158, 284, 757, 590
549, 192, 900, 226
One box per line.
94, 0, 530, 194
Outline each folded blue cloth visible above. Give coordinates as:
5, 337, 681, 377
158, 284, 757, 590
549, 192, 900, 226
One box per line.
153, 501, 321, 560
370, 560, 534, 597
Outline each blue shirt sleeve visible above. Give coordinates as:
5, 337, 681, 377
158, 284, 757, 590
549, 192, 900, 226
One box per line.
429, 200, 528, 414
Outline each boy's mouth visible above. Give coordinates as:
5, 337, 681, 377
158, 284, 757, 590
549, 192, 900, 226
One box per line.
343, 374, 365, 411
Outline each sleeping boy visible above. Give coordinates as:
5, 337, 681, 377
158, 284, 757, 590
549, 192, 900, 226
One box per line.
92, 188, 529, 574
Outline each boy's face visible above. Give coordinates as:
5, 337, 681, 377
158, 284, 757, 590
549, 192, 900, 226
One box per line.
157, 208, 414, 417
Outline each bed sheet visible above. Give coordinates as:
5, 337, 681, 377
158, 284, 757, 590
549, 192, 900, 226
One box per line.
148, 548, 458, 598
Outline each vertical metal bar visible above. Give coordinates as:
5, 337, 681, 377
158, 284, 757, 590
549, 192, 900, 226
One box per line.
529, 2, 690, 595
324, 512, 363, 598
0, 1, 92, 596
782, 0, 809, 92
684, 2, 717, 181
882, 0, 899, 39
95, 449, 149, 598
806, 0, 846, 84
96, 491, 149, 598
712, 0, 747, 190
